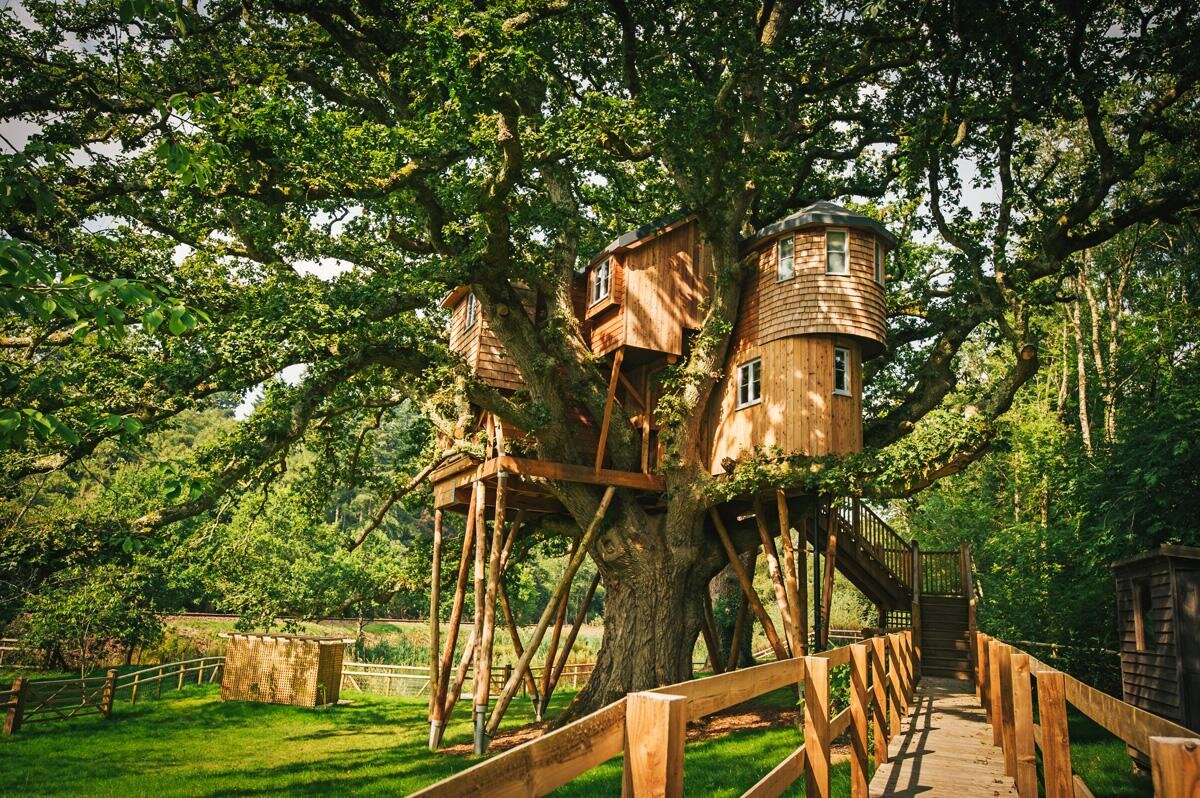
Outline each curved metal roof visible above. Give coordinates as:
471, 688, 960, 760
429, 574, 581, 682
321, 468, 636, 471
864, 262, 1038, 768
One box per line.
743, 201, 899, 249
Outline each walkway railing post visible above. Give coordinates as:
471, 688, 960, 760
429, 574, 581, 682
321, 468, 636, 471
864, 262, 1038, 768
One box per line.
886, 635, 901, 734
1037, 670, 1074, 798
849, 643, 870, 798
1009, 652, 1037, 797
1149, 737, 1200, 797
622, 692, 686, 798
804, 655, 831, 798
997, 643, 1016, 777
987, 639, 1003, 747
870, 636, 889, 765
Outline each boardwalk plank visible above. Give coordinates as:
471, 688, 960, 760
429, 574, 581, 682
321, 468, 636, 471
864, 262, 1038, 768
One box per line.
869, 677, 1016, 797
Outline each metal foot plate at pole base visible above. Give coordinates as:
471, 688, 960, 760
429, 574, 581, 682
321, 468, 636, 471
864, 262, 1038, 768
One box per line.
473, 708, 487, 754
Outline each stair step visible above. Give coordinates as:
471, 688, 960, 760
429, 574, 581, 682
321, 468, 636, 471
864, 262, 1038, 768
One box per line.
923, 665, 974, 681
923, 639, 970, 652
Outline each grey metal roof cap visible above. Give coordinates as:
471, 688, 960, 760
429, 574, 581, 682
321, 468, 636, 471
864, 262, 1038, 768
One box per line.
743, 201, 899, 249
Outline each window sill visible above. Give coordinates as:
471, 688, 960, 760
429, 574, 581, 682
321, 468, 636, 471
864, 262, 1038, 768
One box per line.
832, 389, 852, 398
736, 399, 762, 410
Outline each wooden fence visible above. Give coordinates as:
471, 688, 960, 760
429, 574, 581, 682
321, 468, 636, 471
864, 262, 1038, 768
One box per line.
2, 656, 225, 735
411, 631, 916, 797
975, 633, 1200, 798
340, 661, 597, 699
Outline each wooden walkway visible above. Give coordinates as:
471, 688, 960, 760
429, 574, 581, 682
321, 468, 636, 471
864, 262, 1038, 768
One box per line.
869, 677, 1016, 797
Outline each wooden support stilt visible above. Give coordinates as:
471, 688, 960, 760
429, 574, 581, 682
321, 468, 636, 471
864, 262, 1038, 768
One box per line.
485, 487, 616, 739
470, 478, 487, 749
700, 585, 724, 674
430, 485, 477, 749
812, 506, 823, 651
427, 509, 443, 731
538, 557, 574, 719
497, 508, 525, 574
776, 490, 805, 656
709, 508, 788, 661
754, 496, 797, 657
545, 571, 601, 709
725, 597, 749, 672
474, 471, 507, 753
498, 579, 540, 706
594, 348, 625, 474
796, 504, 810, 654
442, 629, 476, 720
820, 498, 838, 650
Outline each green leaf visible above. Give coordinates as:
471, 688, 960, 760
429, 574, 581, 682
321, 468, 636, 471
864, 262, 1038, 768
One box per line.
143, 307, 165, 333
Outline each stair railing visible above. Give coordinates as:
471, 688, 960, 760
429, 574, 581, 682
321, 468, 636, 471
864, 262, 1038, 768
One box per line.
832, 498, 914, 592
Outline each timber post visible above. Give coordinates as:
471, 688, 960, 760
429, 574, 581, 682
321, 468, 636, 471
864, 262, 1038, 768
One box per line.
849, 642, 870, 798
622, 692, 686, 798
870, 636, 889, 765
1149, 737, 1200, 797
100, 669, 118, 719
428, 509, 443, 729
988, 638, 1003, 747
3, 678, 25, 735
1037, 670, 1074, 798
710, 508, 788, 660
910, 539, 921, 677
131, 673, 140, 705
1009, 652, 1037, 797
804, 655, 831, 798
997, 643, 1016, 777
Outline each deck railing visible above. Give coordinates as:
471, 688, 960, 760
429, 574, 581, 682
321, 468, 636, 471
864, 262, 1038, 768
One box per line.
832, 498, 913, 590
340, 661, 597, 699
919, 549, 963, 596
974, 633, 1200, 798
411, 631, 918, 798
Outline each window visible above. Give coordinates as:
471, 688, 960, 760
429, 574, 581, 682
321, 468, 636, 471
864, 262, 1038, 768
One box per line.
737, 358, 761, 408
875, 239, 885, 284
465, 292, 478, 328
777, 236, 795, 281
591, 258, 612, 305
833, 347, 851, 396
1132, 579, 1153, 651
826, 229, 849, 275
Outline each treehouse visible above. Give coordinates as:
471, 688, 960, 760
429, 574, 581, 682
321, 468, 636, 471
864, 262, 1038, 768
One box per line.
425, 203, 966, 756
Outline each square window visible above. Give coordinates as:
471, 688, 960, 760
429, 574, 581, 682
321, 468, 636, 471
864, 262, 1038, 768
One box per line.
591, 258, 612, 305
827, 229, 849, 275
465, 292, 478, 328
875, 239, 885, 284
777, 236, 795, 281
833, 347, 851, 395
737, 358, 761, 408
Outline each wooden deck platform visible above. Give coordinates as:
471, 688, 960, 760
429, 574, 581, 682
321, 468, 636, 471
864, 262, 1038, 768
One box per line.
869, 677, 1016, 797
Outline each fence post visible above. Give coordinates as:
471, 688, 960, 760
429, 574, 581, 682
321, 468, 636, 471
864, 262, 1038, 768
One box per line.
987, 639, 1002, 747
100, 669, 118, 719
805, 655, 831, 798
886, 635, 902, 734
870, 636, 889, 765
156, 666, 163, 698
197, 661, 203, 685
975, 632, 987, 704
849, 643, 870, 798
998, 644, 1016, 776
1009, 652, 1037, 797
622, 692, 686, 798
1037, 671, 1074, 798
3, 678, 25, 735
1150, 737, 1200, 797
132, 673, 140, 705
177, 662, 185, 691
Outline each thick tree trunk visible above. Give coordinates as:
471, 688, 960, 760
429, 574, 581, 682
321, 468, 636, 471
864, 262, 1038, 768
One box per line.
559, 505, 723, 719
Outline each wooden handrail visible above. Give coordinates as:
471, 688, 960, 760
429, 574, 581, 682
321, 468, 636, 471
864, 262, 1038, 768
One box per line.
414, 631, 920, 798
974, 633, 1200, 798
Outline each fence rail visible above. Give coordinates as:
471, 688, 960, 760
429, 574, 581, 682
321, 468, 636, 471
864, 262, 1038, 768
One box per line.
975, 633, 1200, 798
340, 661, 597, 699
412, 632, 917, 797
3, 656, 225, 735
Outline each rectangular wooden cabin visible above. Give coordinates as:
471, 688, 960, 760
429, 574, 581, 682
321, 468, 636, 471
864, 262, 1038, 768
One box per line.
1112, 545, 1200, 734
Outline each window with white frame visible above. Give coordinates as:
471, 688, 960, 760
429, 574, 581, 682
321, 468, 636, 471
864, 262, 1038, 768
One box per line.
777, 236, 795, 281
591, 258, 612, 305
833, 347, 851, 395
465, 292, 478, 328
826, 229, 849, 275
737, 358, 762, 408
874, 239, 885, 284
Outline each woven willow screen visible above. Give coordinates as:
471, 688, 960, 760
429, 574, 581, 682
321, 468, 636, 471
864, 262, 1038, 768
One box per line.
220, 633, 349, 707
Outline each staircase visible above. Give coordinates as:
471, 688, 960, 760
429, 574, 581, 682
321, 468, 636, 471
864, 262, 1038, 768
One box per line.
812, 499, 977, 682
